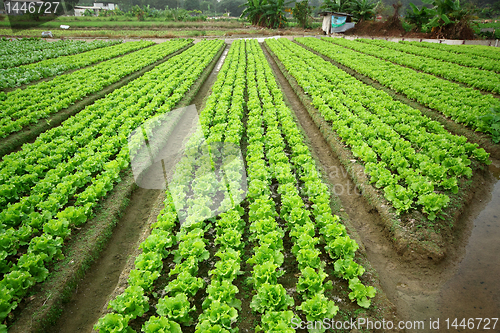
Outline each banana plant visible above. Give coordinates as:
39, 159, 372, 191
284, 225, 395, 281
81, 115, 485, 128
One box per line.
405, 2, 436, 29
422, 0, 469, 28
240, 0, 290, 28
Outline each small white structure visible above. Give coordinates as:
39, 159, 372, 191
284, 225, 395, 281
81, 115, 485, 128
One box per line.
74, 2, 116, 16
320, 11, 355, 34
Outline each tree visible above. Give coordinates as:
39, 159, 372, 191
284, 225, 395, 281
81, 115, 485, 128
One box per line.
349, 0, 377, 21
185, 0, 200, 11
131, 5, 146, 20
292, 0, 312, 28
409, 0, 475, 38
425, 0, 470, 27
320, 0, 353, 12
218, 0, 246, 16
405, 2, 435, 29
240, 0, 289, 28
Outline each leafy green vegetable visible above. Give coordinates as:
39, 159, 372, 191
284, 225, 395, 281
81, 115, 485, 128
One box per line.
156, 293, 195, 325
297, 293, 339, 332
250, 283, 294, 313
93, 313, 134, 333
108, 285, 149, 319
348, 277, 377, 308
142, 316, 182, 333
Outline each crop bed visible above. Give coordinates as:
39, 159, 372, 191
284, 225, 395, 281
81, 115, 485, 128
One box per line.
296, 38, 500, 143
0, 40, 190, 138
0, 38, 121, 69
0, 37, 498, 333
0, 39, 145, 89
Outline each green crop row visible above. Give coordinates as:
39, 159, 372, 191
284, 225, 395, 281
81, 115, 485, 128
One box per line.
359, 39, 500, 73
0, 37, 86, 56
0, 39, 121, 69
326, 38, 500, 93
97, 39, 240, 333
0, 40, 152, 89
254, 39, 375, 326
299, 38, 500, 143
0, 40, 186, 138
0, 39, 224, 332
403, 40, 500, 61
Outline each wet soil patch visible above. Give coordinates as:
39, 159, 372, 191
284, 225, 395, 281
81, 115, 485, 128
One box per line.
48, 187, 161, 333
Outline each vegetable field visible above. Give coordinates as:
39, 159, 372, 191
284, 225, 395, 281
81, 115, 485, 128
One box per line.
0, 37, 499, 333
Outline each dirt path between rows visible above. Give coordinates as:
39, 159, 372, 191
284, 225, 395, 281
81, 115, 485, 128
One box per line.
261, 40, 500, 332
49, 188, 161, 333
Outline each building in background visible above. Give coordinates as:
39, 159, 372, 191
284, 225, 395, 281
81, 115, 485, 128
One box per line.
320, 11, 355, 34
74, 2, 117, 16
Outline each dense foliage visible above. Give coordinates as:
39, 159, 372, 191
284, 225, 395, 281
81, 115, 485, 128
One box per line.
240, 0, 289, 28
0, 41, 174, 137
292, 0, 313, 28
0, 39, 120, 69
0, 40, 151, 89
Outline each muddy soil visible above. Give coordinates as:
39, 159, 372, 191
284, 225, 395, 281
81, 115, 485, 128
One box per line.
263, 39, 500, 332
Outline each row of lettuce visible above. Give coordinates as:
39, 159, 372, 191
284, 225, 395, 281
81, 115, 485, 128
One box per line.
0, 39, 224, 332
0, 40, 189, 139
403, 40, 500, 62
359, 39, 500, 73
94, 39, 375, 333
266, 38, 490, 222
0, 39, 121, 70
0, 40, 147, 89
326, 38, 500, 93
305, 38, 500, 143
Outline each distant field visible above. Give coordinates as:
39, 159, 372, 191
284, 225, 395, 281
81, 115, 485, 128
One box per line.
0, 16, 247, 29
0, 27, 289, 38
474, 21, 500, 39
